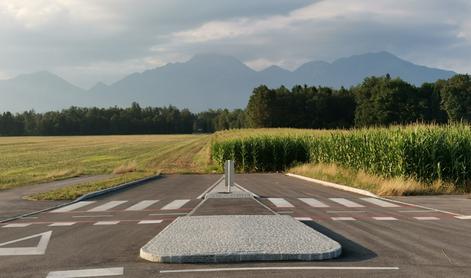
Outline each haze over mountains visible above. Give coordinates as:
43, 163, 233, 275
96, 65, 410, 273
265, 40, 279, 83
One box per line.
0, 52, 456, 112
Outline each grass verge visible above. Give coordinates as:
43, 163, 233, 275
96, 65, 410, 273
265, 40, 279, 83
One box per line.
289, 163, 459, 196
27, 171, 156, 200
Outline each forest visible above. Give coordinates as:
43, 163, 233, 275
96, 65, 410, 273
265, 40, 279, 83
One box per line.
0, 74, 470, 136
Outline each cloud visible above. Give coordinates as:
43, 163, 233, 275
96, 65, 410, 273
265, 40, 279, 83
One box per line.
0, 0, 470, 88
165, 0, 471, 73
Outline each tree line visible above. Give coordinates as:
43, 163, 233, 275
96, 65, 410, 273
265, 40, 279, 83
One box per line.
0, 74, 470, 135
246, 74, 471, 128
0, 103, 244, 136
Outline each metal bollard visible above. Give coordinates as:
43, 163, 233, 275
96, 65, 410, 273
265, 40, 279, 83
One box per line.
224, 160, 235, 192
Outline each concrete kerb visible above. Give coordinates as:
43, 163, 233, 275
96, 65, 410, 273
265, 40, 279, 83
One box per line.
0, 174, 161, 223
196, 175, 224, 199
285, 173, 378, 197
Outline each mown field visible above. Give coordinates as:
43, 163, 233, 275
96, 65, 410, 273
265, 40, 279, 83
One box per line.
0, 135, 212, 199
2, 125, 470, 200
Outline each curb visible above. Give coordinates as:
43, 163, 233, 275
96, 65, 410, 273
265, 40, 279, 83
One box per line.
196, 176, 224, 199
0, 174, 161, 223
285, 173, 378, 197
286, 173, 467, 216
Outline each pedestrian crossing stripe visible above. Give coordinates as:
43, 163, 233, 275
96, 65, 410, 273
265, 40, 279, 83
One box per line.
88, 201, 128, 212
267, 198, 294, 208
329, 198, 365, 208
161, 199, 191, 210
46, 197, 405, 214
332, 217, 356, 221
298, 198, 328, 208
125, 200, 159, 211
361, 198, 400, 208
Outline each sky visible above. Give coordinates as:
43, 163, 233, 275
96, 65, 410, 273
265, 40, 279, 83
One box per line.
0, 0, 470, 89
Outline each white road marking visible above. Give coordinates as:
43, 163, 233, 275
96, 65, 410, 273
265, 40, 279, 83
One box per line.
47, 267, 124, 277
455, 215, 471, 220
378, 197, 460, 216
49, 222, 76, 227
294, 217, 312, 221
0, 230, 52, 256
125, 200, 159, 211
161, 199, 190, 210
50, 201, 96, 213
331, 217, 356, 221
327, 211, 366, 213
2, 223, 31, 228
93, 221, 120, 225
138, 220, 163, 224
373, 217, 398, 221
88, 201, 128, 212
329, 198, 364, 208
399, 210, 434, 213
298, 198, 329, 208
73, 215, 113, 218
360, 198, 399, 208
414, 217, 440, 221
267, 198, 294, 208
148, 212, 187, 216
160, 266, 399, 273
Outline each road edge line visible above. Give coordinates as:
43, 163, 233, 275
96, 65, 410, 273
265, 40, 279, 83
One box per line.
0, 174, 161, 223
285, 173, 463, 216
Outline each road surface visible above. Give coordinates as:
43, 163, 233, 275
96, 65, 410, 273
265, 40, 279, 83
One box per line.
1, 174, 470, 277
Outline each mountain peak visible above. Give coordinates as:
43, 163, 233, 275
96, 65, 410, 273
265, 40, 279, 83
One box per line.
0, 51, 457, 112
188, 53, 246, 67
88, 81, 108, 92
261, 65, 290, 73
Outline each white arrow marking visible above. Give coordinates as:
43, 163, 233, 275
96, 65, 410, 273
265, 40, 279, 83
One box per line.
0, 230, 52, 256
47, 267, 124, 277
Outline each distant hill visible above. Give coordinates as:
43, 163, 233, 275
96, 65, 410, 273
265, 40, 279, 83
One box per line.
0, 52, 456, 112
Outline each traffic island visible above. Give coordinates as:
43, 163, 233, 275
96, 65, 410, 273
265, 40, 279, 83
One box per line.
140, 215, 341, 263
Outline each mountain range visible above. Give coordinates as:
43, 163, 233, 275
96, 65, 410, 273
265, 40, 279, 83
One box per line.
0, 51, 457, 112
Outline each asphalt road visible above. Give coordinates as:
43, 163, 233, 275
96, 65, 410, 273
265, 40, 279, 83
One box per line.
1, 173, 470, 277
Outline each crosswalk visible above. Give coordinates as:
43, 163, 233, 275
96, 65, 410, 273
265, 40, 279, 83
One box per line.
267, 197, 400, 209
50, 199, 190, 213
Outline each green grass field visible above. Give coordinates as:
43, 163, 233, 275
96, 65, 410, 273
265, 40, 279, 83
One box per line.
2, 125, 470, 200
0, 134, 212, 199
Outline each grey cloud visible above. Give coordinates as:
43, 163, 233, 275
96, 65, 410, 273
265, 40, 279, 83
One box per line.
0, 0, 469, 88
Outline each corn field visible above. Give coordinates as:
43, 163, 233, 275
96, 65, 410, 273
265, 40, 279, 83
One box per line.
211, 125, 471, 189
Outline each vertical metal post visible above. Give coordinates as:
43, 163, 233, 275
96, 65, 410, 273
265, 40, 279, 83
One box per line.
224, 160, 234, 192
